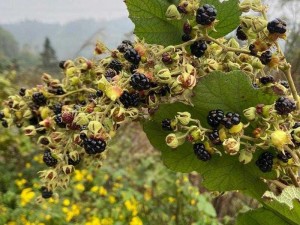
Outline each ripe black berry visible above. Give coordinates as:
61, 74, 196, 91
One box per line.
249, 44, 257, 56
80, 133, 87, 140
83, 138, 106, 155
2, 120, 8, 128
40, 186, 53, 199
43, 150, 58, 167
119, 91, 140, 108
207, 109, 224, 128
96, 90, 103, 97
130, 64, 138, 74
256, 151, 274, 172
280, 80, 289, 89
274, 97, 296, 115
182, 34, 192, 42
32, 92, 47, 106
158, 85, 170, 96
236, 26, 247, 41
190, 40, 207, 58
49, 86, 65, 95
221, 112, 241, 129
0, 112, 4, 121
267, 18, 287, 34
208, 129, 222, 145
59, 60, 66, 69
259, 76, 275, 85
54, 114, 66, 128
161, 119, 173, 131
124, 48, 141, 65
52, 103, 62, 115
19, 87, 26, 96
277, 151, 292, 163
108, 59, 123, 73
117, 40, 133, 53
193, 143, 211, 161
130, 73, 151, 91
196, 4, 217, 26
259, 51, 272, 65
68, 156, 81, 166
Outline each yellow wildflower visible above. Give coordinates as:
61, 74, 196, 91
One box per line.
20, 188, 35, 206
168, 197, 176, 203
75, 183, 85, 192
63, 199, 70, 206
15, 178, 27, 189
99, 186, 107, 196
109, 196, 116, 204
190, 199, 196, 205
130, 216, 143, 225
66, 204, 80, 222
91, 186, 99, 193
25, 163, 31, 168
101, 218, 113, 225
85, 216, 101, 225
124, 198, 138, 216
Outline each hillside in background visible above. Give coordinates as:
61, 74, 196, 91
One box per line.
1, 18, 134, 60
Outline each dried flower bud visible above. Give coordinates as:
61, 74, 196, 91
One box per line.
223, 138, 240, 155
165, 5, 181, 20
239, 149, 253, 164
176, 112, 191, 125
156, 69, 172, 83
23, 125, 37, 136
251, 17, 268, 33
74, 112, 89, 126
88, 121, 103, 134
165, 133, 185, 148
62, 165, 74, 175
239, 0, 252, 12
243, 107, 257, 121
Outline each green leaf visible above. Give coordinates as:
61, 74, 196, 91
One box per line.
126, 0, 241, 46
143, 71, 276, 192
235, 207, 296, 225
202, 0, 241, 38
263, 186, 300, 209
126, 0, 183, 46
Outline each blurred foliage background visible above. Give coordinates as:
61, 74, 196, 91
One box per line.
0, 0, 299, 224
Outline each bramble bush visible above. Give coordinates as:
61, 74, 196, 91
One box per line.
1, 0, 300, 224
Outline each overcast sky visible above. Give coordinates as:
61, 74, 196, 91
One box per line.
0, 0, 128, 24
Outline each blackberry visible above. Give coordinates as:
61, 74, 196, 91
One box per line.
161, 119, 173, 131
108, 59, 123, 73
117, 40, 133, 53
52, 103, 62, 115
259, 51, 272, 65
130, 73, 151, 91
40, 186, 53, 199
32, 92, 47, 106
19, 87, 26, 96
80, 133, 87, 141
0, 112, 4, 121
59, 60, 66, 69
183, 22, 192, 34
83, 138, 106, 155
96, 90, 103, 97
119, 91, 140, 108
105, 68, 117, 79
193, 143, 211, 161
43, 150, 58, 167
68, 156, 81, 166
280, 80, 289, 89
190, 41, 207, 58
274, 97, 296, 115
124, 48, 141, 65
277, 151, 292, 163
51, 86, 65, 95
207, 109, 224, 128
196, 4, 217, 26
29, 116, 39, 125
236, 26, 247, 41
182, 34, 192, 42
130, 64, 139, 74
54, 114, 66, 128
177, 5, 187, 14
267, 18, 287, 34
259, 75, 275, 85
208, 129, 222, 145
256, 151, 274, 172
158, 85, 170, 96
2, 120, 8, 128
221, 112, 241, 129
162, 53, 173, 65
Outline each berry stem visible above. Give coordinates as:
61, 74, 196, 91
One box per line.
269, 180, 288, 189
284, 146, 300, 165
100, 101, 115, 124
49, 88, 95, 99
287, 168, 300, 187
281, 64, 300, 109
241, 135, 258, 142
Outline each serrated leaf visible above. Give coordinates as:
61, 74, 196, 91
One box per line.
263, 186, 300, 210
126, 0, 183, 46
203, 0, 241, 38
143, 71, 276, 192
126, 0, 241, 46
